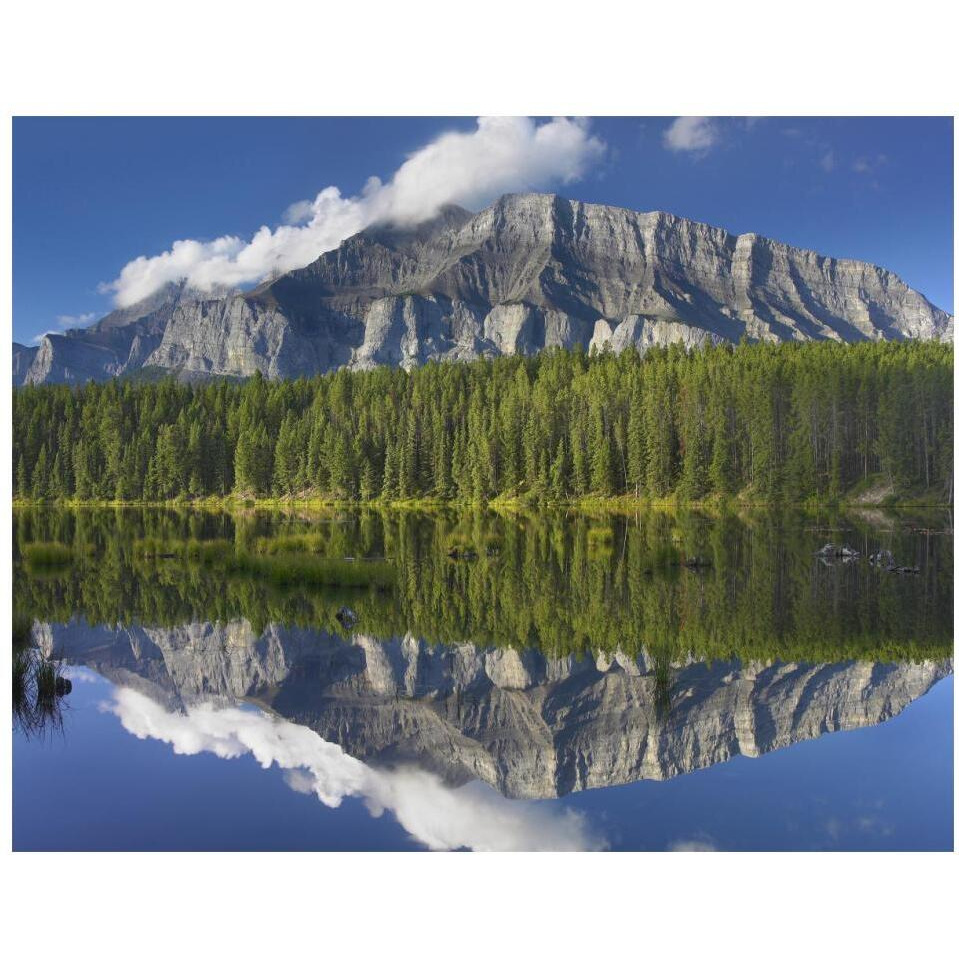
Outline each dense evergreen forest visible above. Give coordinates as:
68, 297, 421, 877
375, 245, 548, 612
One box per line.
12, 340, 954, 504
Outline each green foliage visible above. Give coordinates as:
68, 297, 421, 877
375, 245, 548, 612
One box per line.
22, 542, 75, 568
229, 553, 395, 589
13, 506, 953, 665
12, 342, 953, 506
586, 525, 615, 557
129, 530, 392, 588
251, 532, 327, 555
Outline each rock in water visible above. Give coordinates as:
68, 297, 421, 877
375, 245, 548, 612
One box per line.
335, 607, 358, 629
816, 543, 860, 564
17, 194, 953, 385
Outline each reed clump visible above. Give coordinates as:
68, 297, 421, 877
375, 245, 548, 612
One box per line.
22, 542, 75, 569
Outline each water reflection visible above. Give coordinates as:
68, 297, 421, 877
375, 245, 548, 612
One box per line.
39, 618, 951, 801
12, 615, 72, 739
103, 685, 604, 851
13, 506, 953, 850
13, 506, 954, 663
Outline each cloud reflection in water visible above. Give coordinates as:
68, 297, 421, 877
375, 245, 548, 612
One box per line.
103, 687, 605, 852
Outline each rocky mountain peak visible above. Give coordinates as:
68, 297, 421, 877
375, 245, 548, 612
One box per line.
14, 192, 953, 385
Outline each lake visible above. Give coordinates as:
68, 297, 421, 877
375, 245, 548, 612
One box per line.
12, 505, 954, 851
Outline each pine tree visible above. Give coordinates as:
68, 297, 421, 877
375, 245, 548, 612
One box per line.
272, 413, 298, 495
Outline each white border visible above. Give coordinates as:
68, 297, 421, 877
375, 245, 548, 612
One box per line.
1, 1, 956, 956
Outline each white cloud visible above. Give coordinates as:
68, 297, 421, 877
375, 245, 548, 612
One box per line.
61, 666, 103, 684
32, 311, 101, 342
56, 311, 97, 328
662, 116, 719, 154
819, 149, 836, 173
103, 687, 605, 851
101, 117, 606, 309
668, 838, 717, 851
852, 154, 887, 175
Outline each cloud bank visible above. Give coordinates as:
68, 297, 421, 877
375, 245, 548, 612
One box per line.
104, 687, 604, 851
102, 117, 606, 309
663, 116, 718, 153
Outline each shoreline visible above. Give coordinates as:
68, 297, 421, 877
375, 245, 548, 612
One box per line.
11, 493, 952, 513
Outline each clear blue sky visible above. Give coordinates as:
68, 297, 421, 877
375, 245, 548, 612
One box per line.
12, 116, 953, 345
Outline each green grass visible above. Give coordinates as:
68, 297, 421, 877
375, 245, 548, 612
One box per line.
251, 532, 328, 555
22, 542, 75, 568
183, 539, 235, 564
13, 644, 69, 738
585, 525, 615, 558
131, 534, 395, 589
14, 485, 953, 512
134, 538, 235, 564
134, 537, 177, 558
586, 526, 614, 545
33, 657, 62, 706
232, 553, 395, 589
442, 528, 503, 555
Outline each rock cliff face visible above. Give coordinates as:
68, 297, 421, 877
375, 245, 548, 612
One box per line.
20, 282, 189, 385
12, 343, 38, 386
17, 194, 952, 385
39, 618, 952, 799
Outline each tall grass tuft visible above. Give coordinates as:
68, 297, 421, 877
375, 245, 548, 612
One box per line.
586, 526, 615, 557
12, 645, 70, 739
184, 539, 235, 564
232, 553, 396, 589
251, 533, 328, 556
22, 542, 74, 568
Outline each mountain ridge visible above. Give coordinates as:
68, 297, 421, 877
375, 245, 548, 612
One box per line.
15, 192, 953, 385
36, 617, 953, 799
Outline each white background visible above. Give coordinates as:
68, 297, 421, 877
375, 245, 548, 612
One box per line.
1, 2, 956, 956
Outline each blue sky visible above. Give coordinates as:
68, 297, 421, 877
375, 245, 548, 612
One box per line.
12, 116, 953, 345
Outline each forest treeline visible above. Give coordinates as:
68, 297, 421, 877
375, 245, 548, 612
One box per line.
12, 340, 954, 504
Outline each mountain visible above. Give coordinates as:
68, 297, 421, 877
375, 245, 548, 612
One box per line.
12, 343, 38, 386
15, 282, 191, 386
16, 193, 953, 385
37, 618, 952, 799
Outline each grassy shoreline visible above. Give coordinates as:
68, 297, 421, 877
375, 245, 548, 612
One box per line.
11, 489, 951, 513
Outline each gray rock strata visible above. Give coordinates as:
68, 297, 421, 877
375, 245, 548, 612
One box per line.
17, 193, 953, 385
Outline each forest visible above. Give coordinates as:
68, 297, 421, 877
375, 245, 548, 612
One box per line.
13, 506, 954, 663
12, 340, 954, 505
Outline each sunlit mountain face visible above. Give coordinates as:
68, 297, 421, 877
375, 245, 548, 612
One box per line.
13, 506, 954, 851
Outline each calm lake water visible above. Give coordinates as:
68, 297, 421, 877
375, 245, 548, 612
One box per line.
13, 506, 954, 851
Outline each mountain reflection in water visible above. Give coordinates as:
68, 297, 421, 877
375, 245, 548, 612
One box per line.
39, 619, 951, 804
15, 506, 953, 850
102, 683, 603, 851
